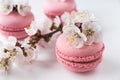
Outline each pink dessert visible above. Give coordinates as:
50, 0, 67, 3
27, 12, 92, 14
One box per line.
56, 34, 105, 72
0, 0, 34, 39
0, 11, 34, 39
43, 0, 77, 19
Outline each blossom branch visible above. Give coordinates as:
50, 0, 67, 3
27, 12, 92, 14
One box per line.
28, 24, 63, 46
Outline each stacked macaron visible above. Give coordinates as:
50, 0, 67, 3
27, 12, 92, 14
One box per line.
0, 0, 34, 39
56, 11, 105, 72
43, 0, 77, 19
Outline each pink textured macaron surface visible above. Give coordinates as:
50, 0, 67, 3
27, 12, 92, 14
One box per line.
0, 29, 28, 39
0, 11, 34, 31
43, 0, 77, 16
56, 34, 105, 72
56, 53, 103, 72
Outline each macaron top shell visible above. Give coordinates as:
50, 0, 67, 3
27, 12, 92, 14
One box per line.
56, 34, 104, 57
43, 0, 77, 16
0, 11, 34, 31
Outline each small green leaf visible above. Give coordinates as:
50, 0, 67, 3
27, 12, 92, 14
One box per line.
29, 40, 36, 44
53, 26, 58, 30
44, 36, 51, 43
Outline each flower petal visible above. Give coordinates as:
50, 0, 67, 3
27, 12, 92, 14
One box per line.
17, 0, 31, 16
63, 24, 80, 36
12, 55, 24, 67
82, 22, 102, 45
0, 51, 9, 60
0, 0, 13, 15
75, 38, 84, 48
17, 5, 31, 16
61, 12, 73, 25
85, 36, 94, 45
43, 18, 53, 28
8, 36, 17, 46
25, 21, 38, 36
63, 24, 86, 48
71, 10, 97, 23
54, 16, 61, 27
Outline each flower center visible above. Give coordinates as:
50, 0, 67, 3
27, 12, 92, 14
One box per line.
78, 11, 88, 19
20, 5, 27, 10
85, 29, 94, 36
0, 58, 9, 68
3, 4, 10, 9
69, 34, 78, 43
9, 50, 17, 57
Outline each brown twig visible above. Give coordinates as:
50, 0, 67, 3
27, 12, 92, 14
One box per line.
29, 24, 63, 46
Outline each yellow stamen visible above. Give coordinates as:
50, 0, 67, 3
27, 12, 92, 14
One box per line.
3, 4, 10, 9
78, 11, 88, 18
20, 5, 28, 9
69, 34, 78, 42
85, 29, 95, 36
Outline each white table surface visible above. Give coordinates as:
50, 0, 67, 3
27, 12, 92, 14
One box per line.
0, 0, 120, 80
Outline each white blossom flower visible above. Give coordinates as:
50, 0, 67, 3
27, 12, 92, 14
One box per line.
43, 18, 53, 28
0, 0, 31, 16
0, 36, 25, 64
25, 21, 39, 36
21, 41, 39, 63
0, 36, 17, 59
11, 46, 25, 66
54, 16, 61, 28
0, 0, 13, 15
3, 36, 17, 50
82, 22, 102, 45
61, 12, 73, 25
71, 10, 96, 23
63, 25, 87, 48
17, 0, 31, 16
0, 37, 25, 70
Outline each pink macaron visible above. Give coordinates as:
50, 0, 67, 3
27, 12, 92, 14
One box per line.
0, 11, 34, 39
43, 0, 77, 19
56, 34, 105, 72
0, 0, 34, 39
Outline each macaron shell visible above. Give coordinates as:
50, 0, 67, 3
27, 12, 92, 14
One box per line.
56, 45, 104, 62
56, 53, 102, 72
0, 11, 34, 31
43, 0, 77, 16
0, 29, 28, 39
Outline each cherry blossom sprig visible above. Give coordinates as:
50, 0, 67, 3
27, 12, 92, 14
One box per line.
0, 36, 40, 73
25, 17, 63, 47
0, 15, 63, 73
62, 10, 102, 48
25, 10, 102, 49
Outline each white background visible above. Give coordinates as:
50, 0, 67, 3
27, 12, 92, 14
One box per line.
0, 0, 120, 80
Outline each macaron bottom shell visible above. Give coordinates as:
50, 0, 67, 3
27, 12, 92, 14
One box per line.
56, 46, 104, 72
0, 29, 28, 40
